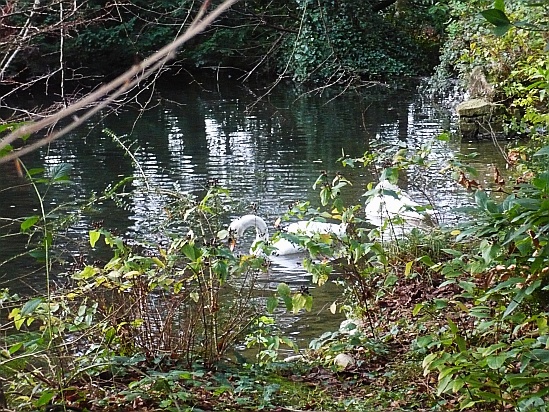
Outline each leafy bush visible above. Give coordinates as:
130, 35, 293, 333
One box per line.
416, 148, 549, 410
280, 0, 439, 83
0, 183, 270, 410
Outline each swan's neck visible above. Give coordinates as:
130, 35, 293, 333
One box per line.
232, 215, 269, 242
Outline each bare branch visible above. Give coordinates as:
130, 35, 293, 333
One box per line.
0, 0, 240, 164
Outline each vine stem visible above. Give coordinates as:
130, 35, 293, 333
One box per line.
20, 161, 54, 347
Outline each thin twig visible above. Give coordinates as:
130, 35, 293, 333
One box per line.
0, 0, 239, 164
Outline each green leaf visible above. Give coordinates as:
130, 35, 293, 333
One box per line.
35, 390, 56, 407
0, 143, 13, 157
277, 282, 291, 297
312, 173, 326, 190
49, 163, 72, 182
181, 243, 201, 262
507, 375, 543, 388
422, 353, 438, 370
384, 273, 398, 287
436, 132, 450, 142
492, 23, 514, 36
304, 294, 313, 312
89, 230, 101, 247
417, 255, 435, 266
529, 349, 549, 363
533, 172, 549, 191
27, 168, 44, 177
447, 318, 458, 334
380, 167, 399, 184
480, 241, 500, 264
21, 215, 40, 232
320, 186, 331, 206
480, 7, 513, 33
493, 0, 505, 11
292, 293, 307, 314
460, 399, 477, 409
416, 335, 433, 348
486, 353, 510, 369
481, 8, 511, 26
455, 335, 467, 352
437, 372, 455, 395
412, 303, 423, 316
21, 297, 43, 316
452, 378, 465, 393
533, 145, 549, 156
503, 288, 526, 319
458, 281, 475, 294
282, 294, 293, 311
266, 295, 278, 313
7, 342, 22, 355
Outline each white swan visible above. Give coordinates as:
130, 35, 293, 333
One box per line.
364, 180, 432, 228
228, 214, 346, 256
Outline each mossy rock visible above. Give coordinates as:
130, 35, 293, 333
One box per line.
456, 98, 500, 117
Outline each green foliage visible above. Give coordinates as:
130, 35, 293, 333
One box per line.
1, 0, 447, 84
0, 184, 269, 410
281, 0, 440, 83
244, 315, 298, 365
415, 159, 549, 410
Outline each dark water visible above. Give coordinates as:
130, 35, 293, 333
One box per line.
0, 76, 509, 343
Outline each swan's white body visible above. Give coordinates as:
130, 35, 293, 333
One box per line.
364, 180, 432, 228
228, 214, 345, 256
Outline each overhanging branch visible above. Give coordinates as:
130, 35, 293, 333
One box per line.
0, 0, 240, 164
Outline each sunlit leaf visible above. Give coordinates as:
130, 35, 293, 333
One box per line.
320, 187, 331, 206
494, 0, 505, 11
89, 230, 101, 247
292, 294, 306, 314
436, 132, 450, 141
20, 215, 40, 232
35, 390, 56, 407
27, 168, 44, 176
0, 143, 13, 157
412, 303, 423, 316
404, 260, 413, 277
8, 342, 22, 355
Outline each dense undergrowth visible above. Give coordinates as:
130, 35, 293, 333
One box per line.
3, 2, 549, 411
1, 132, 548, 411
0, 0, 445, 90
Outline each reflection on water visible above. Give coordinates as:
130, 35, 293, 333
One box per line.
0, 76, 508, 342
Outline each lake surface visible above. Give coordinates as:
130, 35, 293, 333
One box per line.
0, 75, 509, 344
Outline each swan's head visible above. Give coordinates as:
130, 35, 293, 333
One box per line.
228, 215, 269, 251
